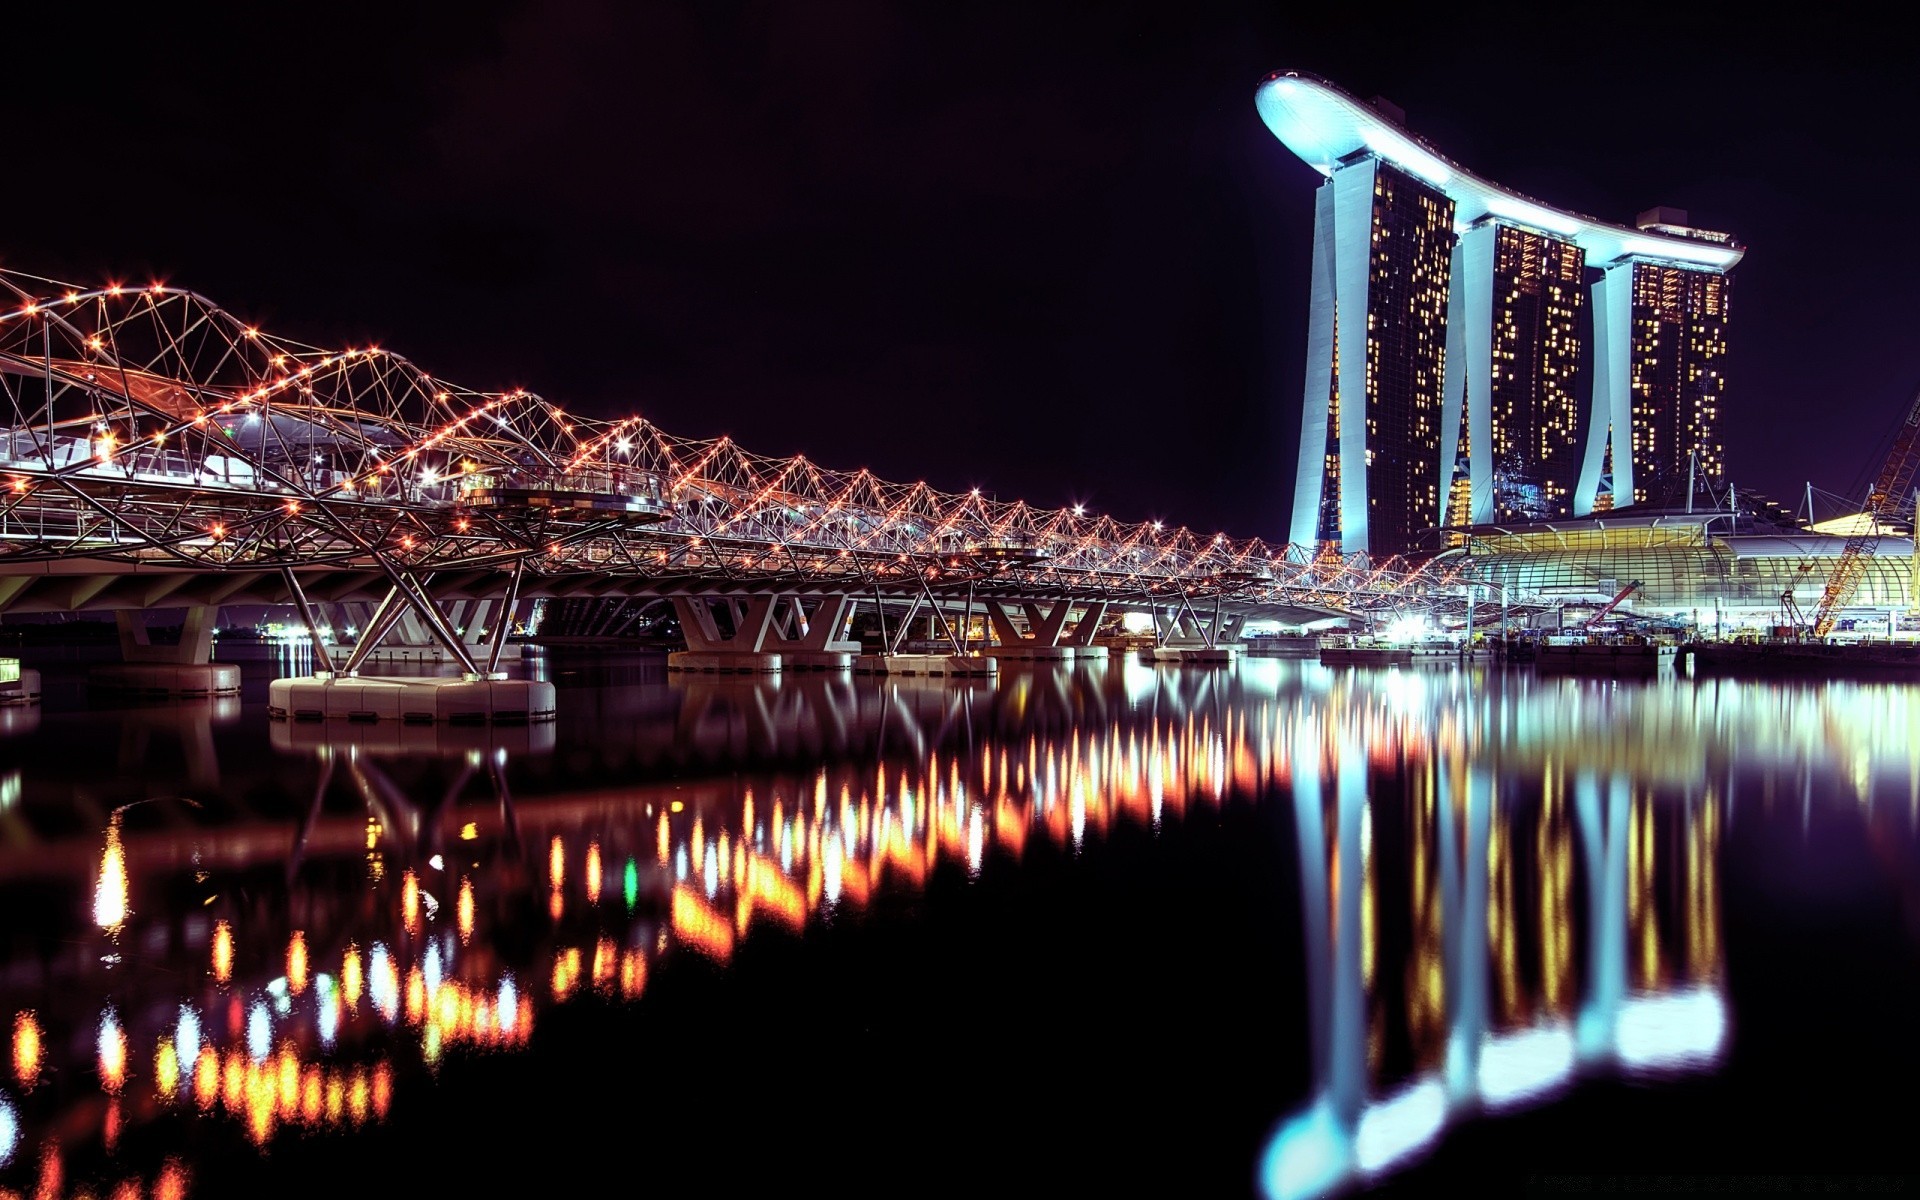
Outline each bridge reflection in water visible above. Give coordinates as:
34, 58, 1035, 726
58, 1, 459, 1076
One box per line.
0, 660, 1915, 1196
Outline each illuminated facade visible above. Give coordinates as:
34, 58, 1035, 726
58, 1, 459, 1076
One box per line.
1258, 74, 1744, 553
1442, 223, 1586, 524
1292, 158, 1456, 556
1578, 249, 1732, 510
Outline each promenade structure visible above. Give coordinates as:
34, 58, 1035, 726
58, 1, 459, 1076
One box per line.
1256, 73, 1744, 557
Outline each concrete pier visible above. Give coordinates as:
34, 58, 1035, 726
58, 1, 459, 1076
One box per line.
777, 650, 855, 671
268, 675, 557, 724
853, 654, 997, 677
667, 651, 784, 674
270, 716, 558, 756
670, 594, 861, 673
984, 645, 1079, 663
982, 600, 1107, 660
96, 607, 241, 695
1149, 645, 1243, 665
90, 663, 242, 697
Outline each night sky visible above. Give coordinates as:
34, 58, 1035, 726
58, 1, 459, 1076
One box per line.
7, 3, 1912, 540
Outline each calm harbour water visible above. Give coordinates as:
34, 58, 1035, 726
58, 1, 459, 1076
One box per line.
0, 650, 1917, 1197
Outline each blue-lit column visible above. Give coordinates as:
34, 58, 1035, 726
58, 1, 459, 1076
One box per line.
1288, 159, 1382, 554
1290, 184, 1340, 548
1331, 163, 1377, 554
1576, 262, 1635, 514
1439, 224, 1497, 526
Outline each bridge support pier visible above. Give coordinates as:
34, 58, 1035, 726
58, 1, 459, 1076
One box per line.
763, 595, 862, 670
90, 606, 240, 697
983, 600, 1107, 663
267, 674, 556, 725
269, 563, 552, 723
1148, 603, 1244, 666
851, 653, 997, 677
668, 594, 862, 672
668, 596, 782, 673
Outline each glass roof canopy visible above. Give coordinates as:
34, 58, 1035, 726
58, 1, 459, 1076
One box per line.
1254, 72, 1745, 271
1448, 517, 1916, 611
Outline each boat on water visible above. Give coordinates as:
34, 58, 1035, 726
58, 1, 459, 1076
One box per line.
1685, 640, 1920, 677
1535, 637, 1677, 673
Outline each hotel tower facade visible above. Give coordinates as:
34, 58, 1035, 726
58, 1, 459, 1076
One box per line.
1257, 73, 1744, 558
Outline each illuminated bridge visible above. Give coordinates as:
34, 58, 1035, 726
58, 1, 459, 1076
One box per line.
0, 268, 1498, 702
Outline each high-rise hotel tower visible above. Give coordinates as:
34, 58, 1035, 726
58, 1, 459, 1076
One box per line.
1256, 73, 1744, 558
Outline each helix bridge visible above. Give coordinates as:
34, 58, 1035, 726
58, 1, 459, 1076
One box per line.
0, 266, 1498, 674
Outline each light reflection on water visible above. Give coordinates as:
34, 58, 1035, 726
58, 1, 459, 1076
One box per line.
0, 656, 1913, 1195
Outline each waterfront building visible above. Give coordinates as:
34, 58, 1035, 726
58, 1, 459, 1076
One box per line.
1256, 73, 1744, 556
1441, 506, 1918, 634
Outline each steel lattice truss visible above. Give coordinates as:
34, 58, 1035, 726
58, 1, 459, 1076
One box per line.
0, 267, 1486, 615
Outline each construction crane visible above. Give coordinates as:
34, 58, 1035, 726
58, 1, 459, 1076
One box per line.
1780, 588, 1809, 640
1812, 382, 1920, 638
1586, 580, 1643, 629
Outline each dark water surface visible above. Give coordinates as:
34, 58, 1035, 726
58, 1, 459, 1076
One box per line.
1, 651, 1917, 1198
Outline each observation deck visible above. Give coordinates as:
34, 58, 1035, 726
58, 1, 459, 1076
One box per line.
1254, 72, 1745, 271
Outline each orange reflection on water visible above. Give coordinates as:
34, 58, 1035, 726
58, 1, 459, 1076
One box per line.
1538, 787, 1575, 1015
1631, 795, 1662, 989
458, 877, 475, 944
342, 943, 363, 1008
211, 919, 233, 985
1687, 800, 1722, 978
193, 1046, 217, 1109
287, 931, 308, 995
13, 1009, 40, 1086
94, 820, 129, 932
97, 1009, 127, 1093
0, 664, 1776, 1190
552, 947, 583, 1000
155, 1159, 190, 1200
671, 886, 734, 961
621, 950, 648, 999
155, 1038, 180, 1099
402, 870, 421, 934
